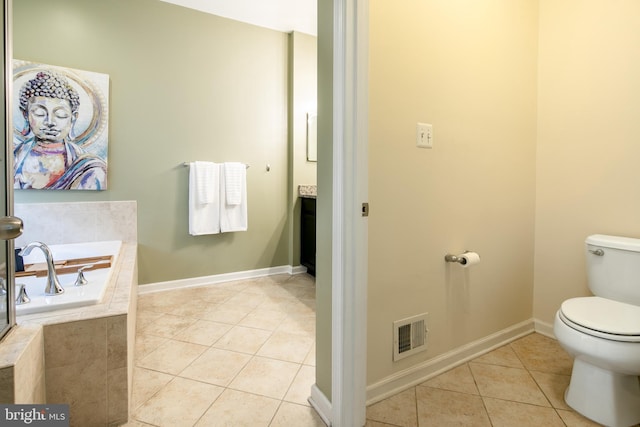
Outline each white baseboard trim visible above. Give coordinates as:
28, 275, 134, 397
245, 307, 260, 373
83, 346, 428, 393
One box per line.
309, 384, 332, 427
534, 318, 555, 338
138, 265, 308, 294
366, 319, 536, 405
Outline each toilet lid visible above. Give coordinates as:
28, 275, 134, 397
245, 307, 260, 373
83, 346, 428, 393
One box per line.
560, 297, 640, 338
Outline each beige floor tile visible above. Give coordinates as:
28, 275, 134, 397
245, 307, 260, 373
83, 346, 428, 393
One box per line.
195, 389, 280, 427
483, 397, 565, 427
277, 314, 315, 337
287, 273, 316, 286
137, 291, 191, 314
197, 287, 236, 304
167, 302, 211, 319
172, 319, 232, 346
366, 388, 417, 427
304, 342, 316, 366
258, 296, 298, 311
135, 311, 164, 333
212, 325, 273, 354
201, 303, 252, 324
257, 330, 314, 363
365, 421, 403, 427
239, 308, 287, 330
120, 420, 156, 426
229, 356, 300, 399
285, 299, 317, 317
419, 363, 479, 395
137, 339, 207, 375
469, 362, 551, 406
270, 402, 326, 427
139, 313, 197, 338
134, 333, 168, 362
529, 370, 571, 410
242, 283, 295, 299
134, 376, 223, 426
290, 286, 316, 300
180, 347, 251, 387
284, 365, 315, 405
416, 386, 491, 427
510, 333, 573, 375
225, 291, 267, 309
130, 367, 174, 411
473, 344, 525, 368
556, 409, 607, 427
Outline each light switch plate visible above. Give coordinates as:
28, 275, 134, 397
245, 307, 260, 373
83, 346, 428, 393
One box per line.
416, 123, 433, 149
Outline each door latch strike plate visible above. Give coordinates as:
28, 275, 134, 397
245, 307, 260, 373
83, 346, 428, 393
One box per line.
362, 202, 369, 217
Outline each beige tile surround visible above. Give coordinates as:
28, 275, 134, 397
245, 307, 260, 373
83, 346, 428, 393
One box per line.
0, 201, 138, 427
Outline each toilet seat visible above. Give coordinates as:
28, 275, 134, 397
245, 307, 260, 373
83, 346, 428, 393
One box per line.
559, 296, 640, 342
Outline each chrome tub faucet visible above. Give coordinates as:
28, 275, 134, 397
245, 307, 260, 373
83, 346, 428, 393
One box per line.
19, 242, 65, 296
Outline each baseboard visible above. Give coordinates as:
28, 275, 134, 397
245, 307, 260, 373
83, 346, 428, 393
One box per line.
534, 318, 555, 338
309, 384, 332, 427
138, 265, 308, 294
366, 318, 535, 405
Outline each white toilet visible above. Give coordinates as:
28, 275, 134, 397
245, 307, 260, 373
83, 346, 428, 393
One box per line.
554, 234, 640, 427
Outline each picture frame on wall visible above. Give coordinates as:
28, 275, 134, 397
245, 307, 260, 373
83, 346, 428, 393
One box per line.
13, 60, 110, 190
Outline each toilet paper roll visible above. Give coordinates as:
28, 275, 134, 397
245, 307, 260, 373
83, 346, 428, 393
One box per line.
460, 252, 480, 268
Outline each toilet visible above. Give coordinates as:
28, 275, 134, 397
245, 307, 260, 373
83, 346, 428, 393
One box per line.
554, 234, 640, 427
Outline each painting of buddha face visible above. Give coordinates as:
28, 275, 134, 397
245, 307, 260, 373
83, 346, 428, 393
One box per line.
13, 61, 110, 190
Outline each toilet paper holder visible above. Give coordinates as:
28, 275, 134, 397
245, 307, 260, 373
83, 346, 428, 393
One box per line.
445, 251, 473, 265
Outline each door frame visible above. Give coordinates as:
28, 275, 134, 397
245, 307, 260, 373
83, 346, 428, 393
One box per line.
331, 0, 368, 425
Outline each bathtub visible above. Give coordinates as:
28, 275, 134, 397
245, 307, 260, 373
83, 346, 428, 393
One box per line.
15, 240, 122, 316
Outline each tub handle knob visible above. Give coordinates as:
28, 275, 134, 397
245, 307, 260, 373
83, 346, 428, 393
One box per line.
16, 284, 30, 305
74, 265, 92, 287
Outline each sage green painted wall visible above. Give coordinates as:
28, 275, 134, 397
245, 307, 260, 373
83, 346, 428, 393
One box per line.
315, 0, 333, 401
14, 0, 291, 284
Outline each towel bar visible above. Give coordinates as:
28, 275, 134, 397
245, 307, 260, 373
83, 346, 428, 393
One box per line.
182, 162, 249, 168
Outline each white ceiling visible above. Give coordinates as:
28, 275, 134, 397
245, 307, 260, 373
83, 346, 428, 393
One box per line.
159, 0, 317, 36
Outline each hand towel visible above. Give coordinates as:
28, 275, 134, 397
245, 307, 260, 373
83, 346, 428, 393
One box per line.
193, 161, 217, 205
189, 162, 221, 235
224, 162, 245, 205
220, 162, 247, 232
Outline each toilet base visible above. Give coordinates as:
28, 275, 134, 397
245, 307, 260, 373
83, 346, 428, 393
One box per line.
565, 358, 640, 427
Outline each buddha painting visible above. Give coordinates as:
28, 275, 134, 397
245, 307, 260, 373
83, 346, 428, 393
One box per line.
13, 61, 109, 190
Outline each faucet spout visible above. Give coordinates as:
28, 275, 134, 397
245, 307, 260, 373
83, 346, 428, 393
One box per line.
19, 242, 65, 296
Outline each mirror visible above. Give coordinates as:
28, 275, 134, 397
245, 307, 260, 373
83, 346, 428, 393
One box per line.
0, 0, 11, 340
307, 112, 317, 162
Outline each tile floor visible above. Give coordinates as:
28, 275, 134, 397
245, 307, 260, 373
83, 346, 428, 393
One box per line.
126, 273, 325, 427
126, 274, 633, 427
366, 332, 636, 427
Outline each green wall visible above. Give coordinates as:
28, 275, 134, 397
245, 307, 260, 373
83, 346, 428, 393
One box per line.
315, 0, 333, 402
14, 0, 293, 284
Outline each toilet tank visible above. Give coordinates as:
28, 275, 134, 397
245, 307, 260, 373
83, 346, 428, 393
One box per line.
585, 234, 640, 306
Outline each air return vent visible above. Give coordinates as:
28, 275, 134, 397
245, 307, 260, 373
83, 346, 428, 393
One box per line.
393, 313, 428, 361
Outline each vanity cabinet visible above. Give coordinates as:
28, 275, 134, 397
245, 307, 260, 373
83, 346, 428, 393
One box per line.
300, 196, 316, 276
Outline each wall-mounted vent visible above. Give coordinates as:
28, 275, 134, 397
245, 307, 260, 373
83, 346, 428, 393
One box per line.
393, 313, 428, 362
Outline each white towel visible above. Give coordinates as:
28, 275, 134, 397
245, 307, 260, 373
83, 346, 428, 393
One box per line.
220, 162, 247, 232
224, 162, 245, 205
193, 161, 217, 205
189, 162, 221, 235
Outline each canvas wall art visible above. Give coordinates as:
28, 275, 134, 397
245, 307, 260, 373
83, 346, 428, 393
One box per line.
13, 60, 109, 190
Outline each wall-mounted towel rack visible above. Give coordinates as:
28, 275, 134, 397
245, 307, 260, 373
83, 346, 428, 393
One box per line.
182, 162, 249, 169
